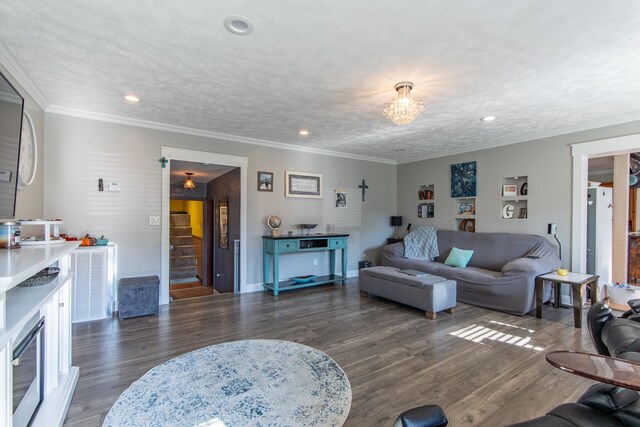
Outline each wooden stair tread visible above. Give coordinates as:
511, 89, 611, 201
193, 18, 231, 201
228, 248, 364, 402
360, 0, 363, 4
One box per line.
169, 286, 216, 300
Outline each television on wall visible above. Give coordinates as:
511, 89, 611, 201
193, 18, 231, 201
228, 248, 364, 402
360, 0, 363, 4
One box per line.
0, 71, 24, 219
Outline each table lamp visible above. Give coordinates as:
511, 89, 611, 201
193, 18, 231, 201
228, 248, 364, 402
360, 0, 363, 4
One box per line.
390, 216, 403, 238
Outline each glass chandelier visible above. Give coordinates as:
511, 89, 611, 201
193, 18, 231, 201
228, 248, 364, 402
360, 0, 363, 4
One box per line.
383, 82, 425, 126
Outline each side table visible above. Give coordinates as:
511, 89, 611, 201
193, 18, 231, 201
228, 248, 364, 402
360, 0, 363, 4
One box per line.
535, 271, 599, 328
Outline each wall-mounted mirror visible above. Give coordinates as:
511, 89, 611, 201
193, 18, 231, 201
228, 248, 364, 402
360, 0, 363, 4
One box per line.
218, 199, 228, 249
0, 71, 25, 219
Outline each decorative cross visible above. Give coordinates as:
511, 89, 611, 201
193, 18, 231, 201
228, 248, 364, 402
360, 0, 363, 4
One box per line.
159, 157, 169, 168
358, 179, 369, 201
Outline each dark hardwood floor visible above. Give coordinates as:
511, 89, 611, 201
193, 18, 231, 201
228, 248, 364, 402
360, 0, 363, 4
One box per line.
65, 279, 597, 426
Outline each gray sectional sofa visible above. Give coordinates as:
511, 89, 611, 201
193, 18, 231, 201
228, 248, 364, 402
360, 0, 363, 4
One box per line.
381, 230, 561, 315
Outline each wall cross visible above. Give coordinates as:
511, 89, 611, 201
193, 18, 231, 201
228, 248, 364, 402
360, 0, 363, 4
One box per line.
358, 179, 369, 201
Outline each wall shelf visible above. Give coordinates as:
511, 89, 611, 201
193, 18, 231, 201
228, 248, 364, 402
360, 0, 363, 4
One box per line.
454, 197, 476, 232
500, 176, 528, 220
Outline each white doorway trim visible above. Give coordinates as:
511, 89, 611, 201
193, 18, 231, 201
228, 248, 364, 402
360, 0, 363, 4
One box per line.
160, 146, 248, 305
571, 133, 640, 273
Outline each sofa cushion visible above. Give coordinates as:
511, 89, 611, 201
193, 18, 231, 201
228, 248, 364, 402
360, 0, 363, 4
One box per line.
444, 247, 474, 267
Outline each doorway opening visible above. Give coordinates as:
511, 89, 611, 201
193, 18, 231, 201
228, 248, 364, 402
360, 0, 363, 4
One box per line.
169, 197, 211, 299
572, 135, 640, 291
161, 147, 248, 305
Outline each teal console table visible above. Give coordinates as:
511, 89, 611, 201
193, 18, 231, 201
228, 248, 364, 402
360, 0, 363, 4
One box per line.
262, 234, 349, 295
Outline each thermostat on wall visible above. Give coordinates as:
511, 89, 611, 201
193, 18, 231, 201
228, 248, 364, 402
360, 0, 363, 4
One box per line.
108, 182, 121, 192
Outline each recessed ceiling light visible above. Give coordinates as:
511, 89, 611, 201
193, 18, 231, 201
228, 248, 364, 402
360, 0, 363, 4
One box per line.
224, 16, 254, 36
299, 130, 309, 136
124, 94, 139, 103
481, 116, 496, 122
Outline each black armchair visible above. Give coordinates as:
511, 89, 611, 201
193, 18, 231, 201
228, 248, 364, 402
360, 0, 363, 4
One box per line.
587, 301, 640, 363
394, 384, 640, 427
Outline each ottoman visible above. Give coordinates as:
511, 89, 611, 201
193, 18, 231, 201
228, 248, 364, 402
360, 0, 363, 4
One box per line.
359, 266, 456, 319
118, 275, 160, 319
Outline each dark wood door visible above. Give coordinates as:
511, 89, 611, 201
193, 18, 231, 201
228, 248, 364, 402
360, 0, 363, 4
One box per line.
207, 168, 240, 293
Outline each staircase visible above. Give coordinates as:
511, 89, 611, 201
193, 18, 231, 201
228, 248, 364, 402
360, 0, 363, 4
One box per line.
170, 212, 198, 282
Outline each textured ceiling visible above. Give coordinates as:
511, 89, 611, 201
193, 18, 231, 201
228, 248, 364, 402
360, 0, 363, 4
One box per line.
1, 1, 639, 163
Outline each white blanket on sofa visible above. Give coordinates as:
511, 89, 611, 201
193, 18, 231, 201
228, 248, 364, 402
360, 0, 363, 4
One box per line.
404, 226, 439, 261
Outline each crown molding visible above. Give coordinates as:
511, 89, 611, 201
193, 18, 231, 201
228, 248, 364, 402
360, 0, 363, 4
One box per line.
397, 111, 640, 165
46, 105, 397, 165
0, 42, 49, 110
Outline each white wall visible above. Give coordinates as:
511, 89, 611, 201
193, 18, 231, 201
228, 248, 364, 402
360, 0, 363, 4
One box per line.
43, 113, 396, 287
397, 120, 640, 264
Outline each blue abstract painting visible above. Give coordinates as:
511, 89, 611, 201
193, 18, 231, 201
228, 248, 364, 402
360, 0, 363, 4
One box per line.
451, 161, 477, 197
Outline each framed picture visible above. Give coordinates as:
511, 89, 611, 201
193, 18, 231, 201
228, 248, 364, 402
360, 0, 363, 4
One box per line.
285, 171, 323, 198
335, 191, 347, 208
502, 184, 517, 197
519, 207, 528, 219
426, 203, 434, 218
451, 161, 477, 198
457, 203, 475, 215
257, 171, 273, 192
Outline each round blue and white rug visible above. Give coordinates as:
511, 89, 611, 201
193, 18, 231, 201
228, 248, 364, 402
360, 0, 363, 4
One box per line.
103, 339, 351, 427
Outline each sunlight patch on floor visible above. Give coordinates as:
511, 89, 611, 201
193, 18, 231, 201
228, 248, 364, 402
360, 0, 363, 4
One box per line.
449, 321, 544, 351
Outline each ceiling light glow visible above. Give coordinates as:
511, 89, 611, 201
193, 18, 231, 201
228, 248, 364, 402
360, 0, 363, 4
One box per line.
481, 116, 496, 122
124, 94, 139, 103
299, 130, 309, 136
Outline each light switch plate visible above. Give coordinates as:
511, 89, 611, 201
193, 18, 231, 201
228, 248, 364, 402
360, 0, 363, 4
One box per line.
108, 182, 121, 192
149, 216, 160, 226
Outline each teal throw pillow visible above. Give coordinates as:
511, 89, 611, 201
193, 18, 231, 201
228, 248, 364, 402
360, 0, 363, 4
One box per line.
444, 247, 474, 268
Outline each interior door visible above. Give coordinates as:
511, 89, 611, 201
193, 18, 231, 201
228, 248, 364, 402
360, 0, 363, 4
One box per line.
208, 168, 240, 293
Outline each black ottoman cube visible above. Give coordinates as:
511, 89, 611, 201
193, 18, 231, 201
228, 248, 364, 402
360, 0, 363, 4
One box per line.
118, 275, 160, 319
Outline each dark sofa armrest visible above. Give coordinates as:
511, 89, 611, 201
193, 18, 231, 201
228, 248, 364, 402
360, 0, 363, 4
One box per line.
381, 242, 405, 266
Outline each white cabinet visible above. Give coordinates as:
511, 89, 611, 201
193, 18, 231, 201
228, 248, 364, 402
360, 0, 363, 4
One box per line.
0, 242, 80, 427
70, 244, 116, 323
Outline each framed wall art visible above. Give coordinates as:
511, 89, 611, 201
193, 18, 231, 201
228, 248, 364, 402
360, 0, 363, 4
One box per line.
257, 171, 273, 192
285, 171, 323, 198
451, 161, 477, 198
502, 184, 518, 197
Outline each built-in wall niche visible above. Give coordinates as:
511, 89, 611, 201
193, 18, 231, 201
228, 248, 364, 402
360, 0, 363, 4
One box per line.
418, 184, 435, 219
501, 176, 528, 220
454, 197, 476, 232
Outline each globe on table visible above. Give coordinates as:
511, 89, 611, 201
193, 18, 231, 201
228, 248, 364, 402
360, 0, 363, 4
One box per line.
267, 215, 281, 236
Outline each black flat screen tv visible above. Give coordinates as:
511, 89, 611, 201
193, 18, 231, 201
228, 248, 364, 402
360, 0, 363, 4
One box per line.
0, 71, 24, 219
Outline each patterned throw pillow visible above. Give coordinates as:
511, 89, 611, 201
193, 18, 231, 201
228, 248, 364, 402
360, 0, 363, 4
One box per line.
444, 247, 474, 268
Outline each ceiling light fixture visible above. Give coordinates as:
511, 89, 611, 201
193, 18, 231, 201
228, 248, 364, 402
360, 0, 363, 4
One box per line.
123, 94, 139, 103
184, 172, 196, 189
384, 82, 424, 126
224, 16, 254, 36
299, 130, 309, 136
481, 116, 496, 122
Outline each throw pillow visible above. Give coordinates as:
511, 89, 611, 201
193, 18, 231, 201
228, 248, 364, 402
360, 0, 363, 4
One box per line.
444, 247, 474, 268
